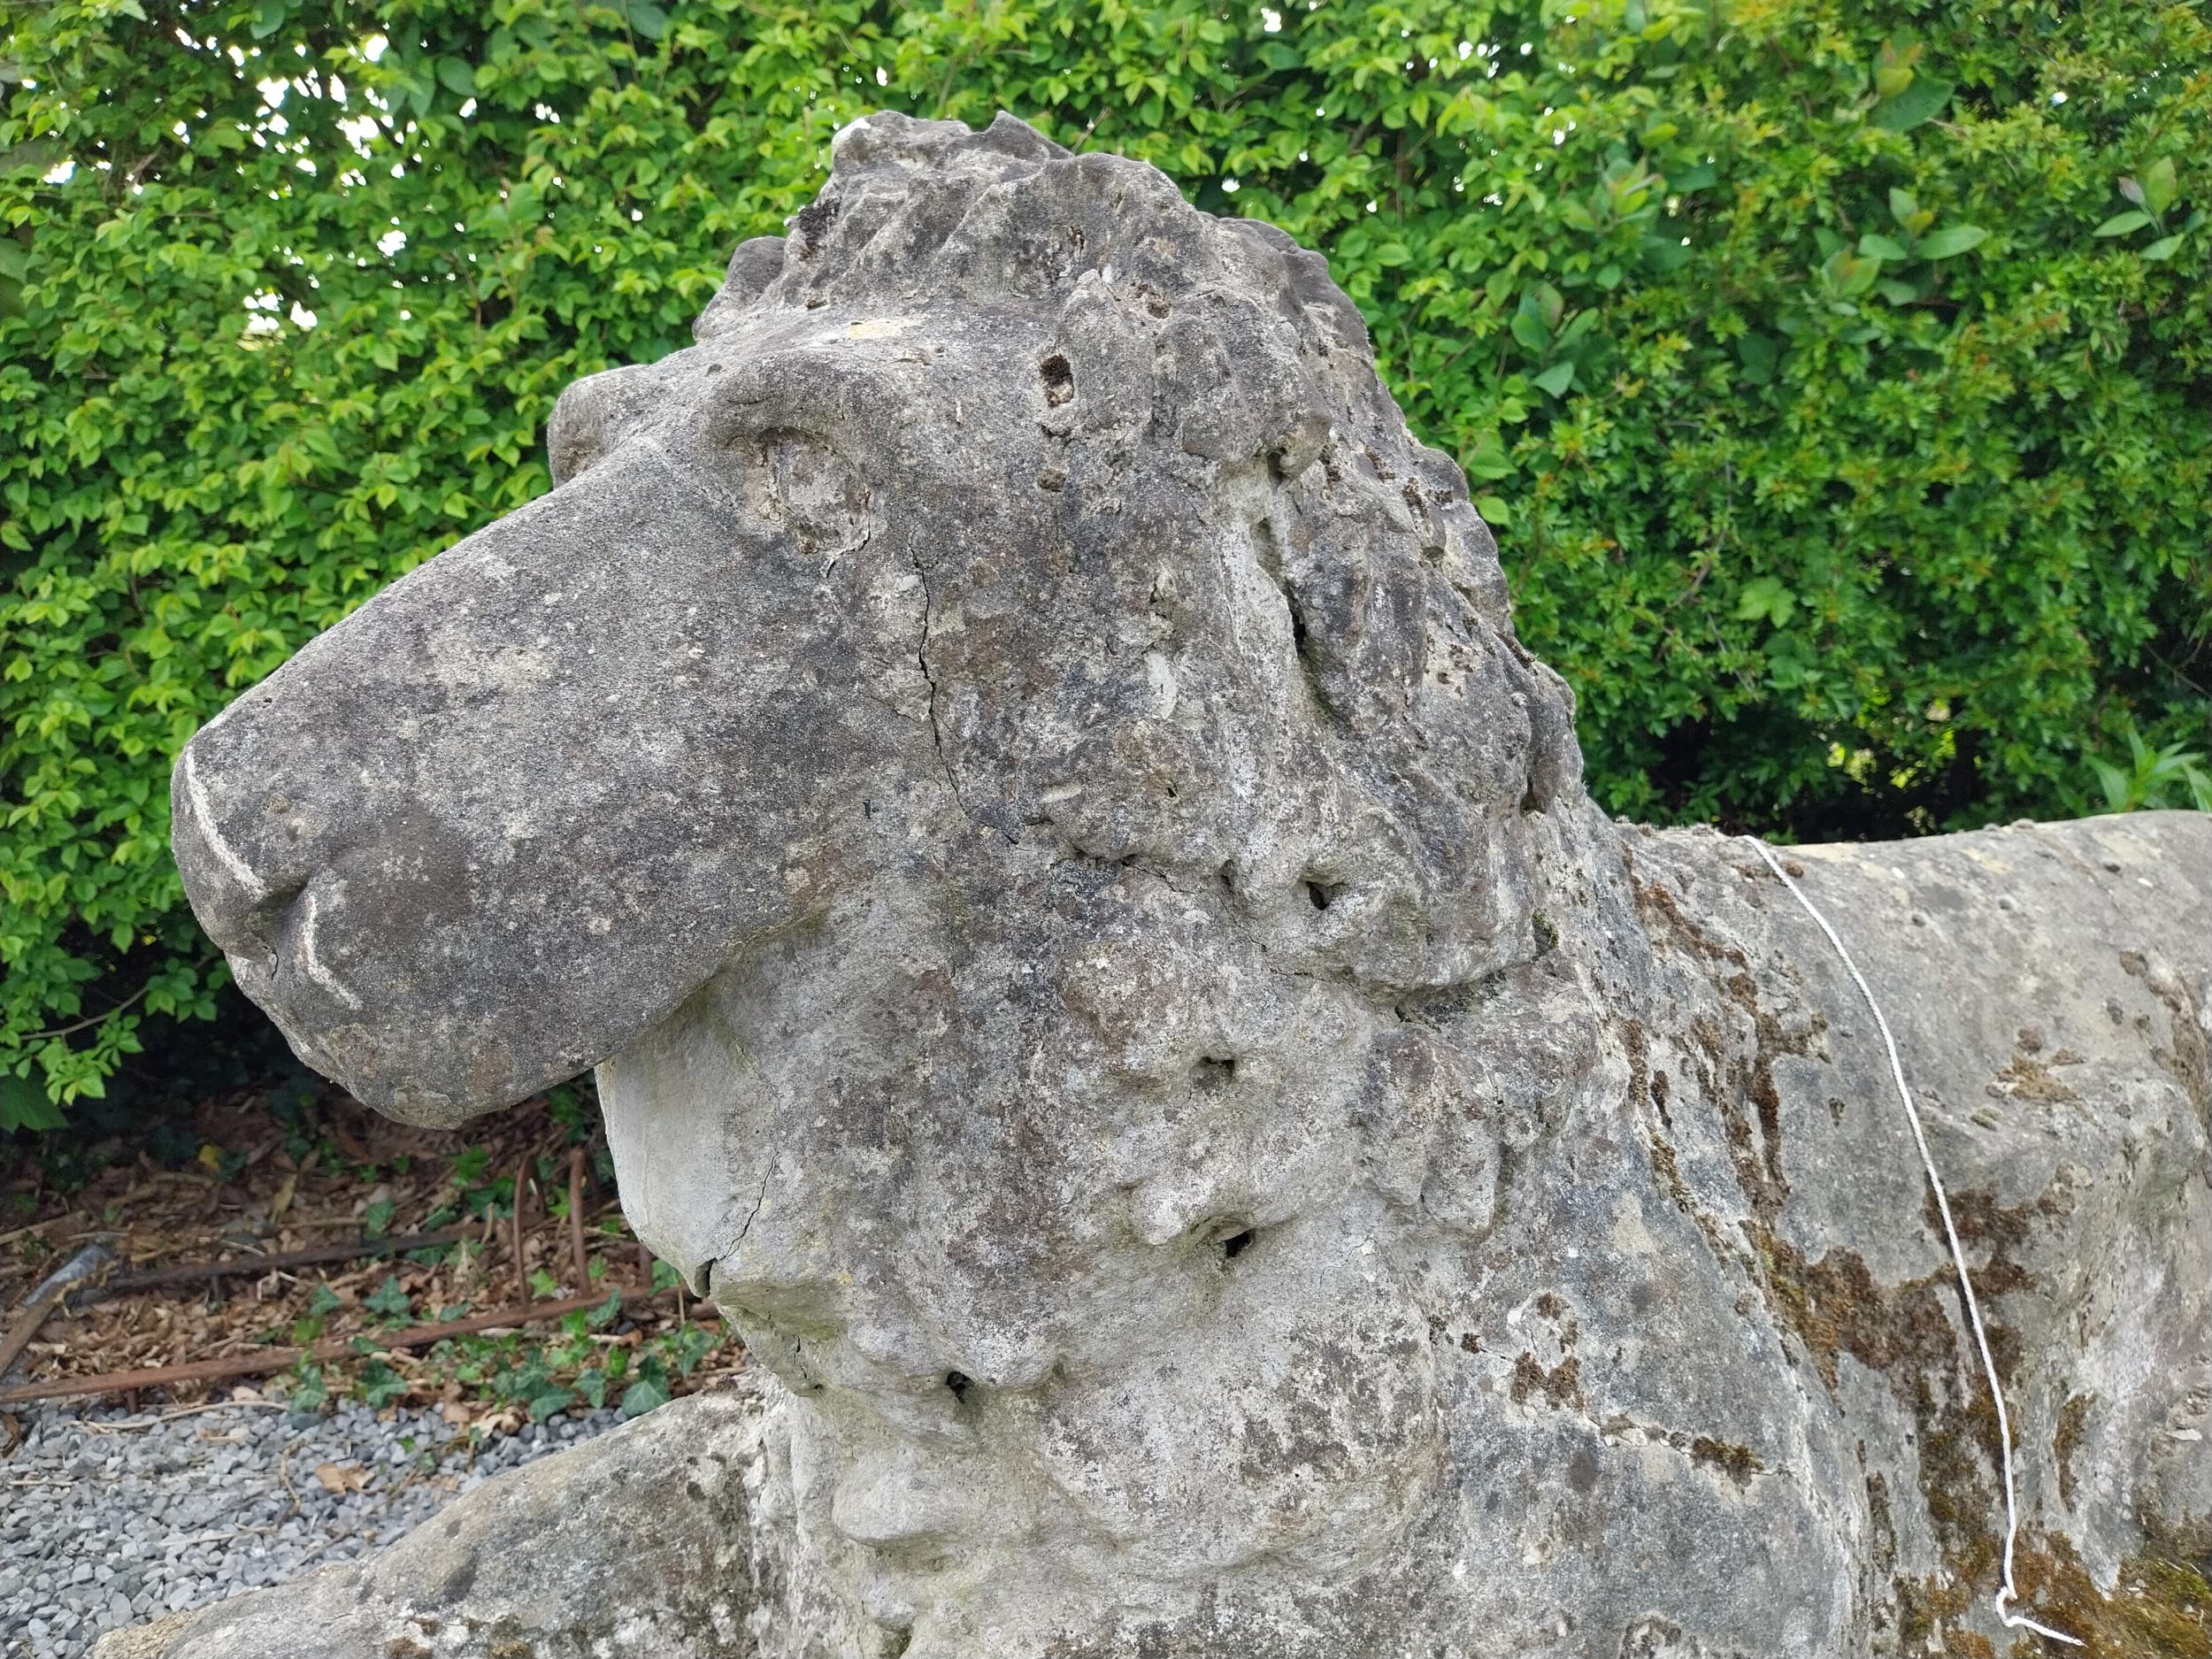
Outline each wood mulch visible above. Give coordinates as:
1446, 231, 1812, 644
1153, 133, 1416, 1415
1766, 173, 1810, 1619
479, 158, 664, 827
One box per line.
0, 1083, 741, 1428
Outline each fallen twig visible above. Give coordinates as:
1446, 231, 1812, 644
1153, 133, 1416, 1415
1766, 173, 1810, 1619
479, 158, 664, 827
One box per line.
277, 1429, 308, 1519
80, 1399, 291, 1434
511, 1156, 531, 1304
567, 1148, 588, 1288
72, 1227, 473, 1308
0, 1284, 717, 1406
0, 1288, 67, 1382
1, 1242, 114, 1379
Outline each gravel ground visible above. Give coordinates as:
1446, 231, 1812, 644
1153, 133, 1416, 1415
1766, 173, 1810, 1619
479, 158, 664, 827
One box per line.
0, 1397, 622, 1659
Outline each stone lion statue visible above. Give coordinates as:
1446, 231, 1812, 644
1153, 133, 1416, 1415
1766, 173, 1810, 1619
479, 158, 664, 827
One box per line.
155, 113, 2208, 1659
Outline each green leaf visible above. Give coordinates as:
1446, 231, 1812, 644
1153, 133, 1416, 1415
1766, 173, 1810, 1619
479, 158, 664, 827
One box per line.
528, 1387, 576, 1423
2141, 234, 2183, 261
1888, 188, 1918, 226
0, 59, 23, 84
436, 58, 476, 97
0, 1072, 65, 1133
2187, 764, 2212, 814
1915, 225, 1987, 259
2090, 757, 2132, 813
2141, 157, 2177, 217
1823, 247, 1880, 296
250, 0, 287, 42
1857, 234, 1911, 261
1257, 42, 1301, 71
1876, 278, 1920, 305
1736, 334, 1778, 384
1473, 495, 1511, 527
619, 1377, 672, 1418
287, 1363, 328, 1415
1509, 306, 1551, 356
1735, 576, 1797, 627
1463, 434, 1511, 480
622, 0, 672, 40
364, 1195, 396, 1238
1871, 77, 1954, 133
2094, 211, 2152, 238
1668, 162, 1716, 192
1532, 361, 1577, 396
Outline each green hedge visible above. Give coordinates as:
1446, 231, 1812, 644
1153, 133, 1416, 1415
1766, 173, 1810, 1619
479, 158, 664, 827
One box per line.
4, 0, 2208, 1125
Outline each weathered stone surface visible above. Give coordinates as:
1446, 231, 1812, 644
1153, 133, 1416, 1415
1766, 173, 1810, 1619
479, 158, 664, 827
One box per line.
165, 111, 2210, 1657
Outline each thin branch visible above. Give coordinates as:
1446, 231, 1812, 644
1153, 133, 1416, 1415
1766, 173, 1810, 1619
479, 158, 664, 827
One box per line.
15, 985, 149, 1045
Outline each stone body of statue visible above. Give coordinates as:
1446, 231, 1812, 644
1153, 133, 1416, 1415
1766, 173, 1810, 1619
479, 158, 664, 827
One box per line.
143, 112, 2209, 1659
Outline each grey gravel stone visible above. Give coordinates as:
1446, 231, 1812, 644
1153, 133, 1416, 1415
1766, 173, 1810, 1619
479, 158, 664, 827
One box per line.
0, 1395, 618, 1659
86, 1386, 762, 1659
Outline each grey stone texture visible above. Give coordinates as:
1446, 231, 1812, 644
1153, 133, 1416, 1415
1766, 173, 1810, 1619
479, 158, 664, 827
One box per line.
164, 112, 2210, 1655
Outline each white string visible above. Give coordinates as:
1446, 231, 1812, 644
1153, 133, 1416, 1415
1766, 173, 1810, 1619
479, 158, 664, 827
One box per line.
1741, 837, 2083, 1648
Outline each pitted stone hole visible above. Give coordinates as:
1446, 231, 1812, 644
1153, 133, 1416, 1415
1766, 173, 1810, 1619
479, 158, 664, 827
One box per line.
1192, 1055, 1238, 1091
879, 1626, 913, 1658
1041, 353, 1075, 406
1304, 877, 1344, 912
944, 1371, 973, 1406
1221, 1228, 1256, 1260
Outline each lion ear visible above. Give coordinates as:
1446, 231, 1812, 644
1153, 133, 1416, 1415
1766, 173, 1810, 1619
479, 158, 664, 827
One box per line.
695, 236, 788, 344
545, 361, 665, 487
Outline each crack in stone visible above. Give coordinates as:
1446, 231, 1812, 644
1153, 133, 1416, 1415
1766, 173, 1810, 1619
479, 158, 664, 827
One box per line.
908, 540, 1010, 842
706, 1164, 776, 1294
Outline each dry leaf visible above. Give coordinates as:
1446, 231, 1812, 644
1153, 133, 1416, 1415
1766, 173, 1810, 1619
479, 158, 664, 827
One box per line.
312, 1461, 370, 1494
268, 1174, 296, 1219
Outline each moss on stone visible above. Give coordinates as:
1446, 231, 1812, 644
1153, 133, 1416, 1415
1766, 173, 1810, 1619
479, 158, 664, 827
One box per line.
2008, 1533, 2212, 1659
